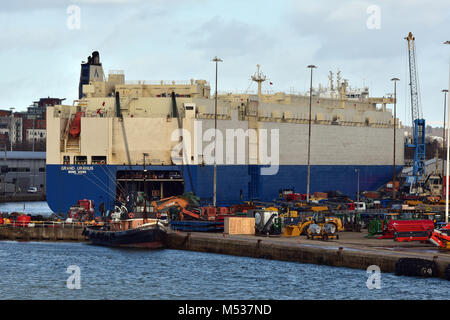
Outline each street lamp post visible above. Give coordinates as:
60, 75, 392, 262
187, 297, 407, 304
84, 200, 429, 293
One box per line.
355, 169, 360, 208
32, 114, 36, 152
143, 152, 148, 193
212, 56, 222, 207
143, 152, 148, 222
445, 40, 450, 223
9, 107, 14, 152
30, 174, 38, 189
391, 78, 399, 200
442, 89, 448, 186
306, 65, 317, 203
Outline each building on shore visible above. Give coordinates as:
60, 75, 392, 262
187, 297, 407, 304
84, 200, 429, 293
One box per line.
0, 97, 65, 151
0, 151, 46, 194
0, 110, 22, 149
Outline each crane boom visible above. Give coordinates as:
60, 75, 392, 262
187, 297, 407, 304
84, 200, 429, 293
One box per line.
406, 32, 421, 123
405, 32, 426, 188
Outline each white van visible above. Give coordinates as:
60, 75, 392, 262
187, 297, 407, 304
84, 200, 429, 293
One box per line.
27, 187, 38, 193
355, 202, 366, 211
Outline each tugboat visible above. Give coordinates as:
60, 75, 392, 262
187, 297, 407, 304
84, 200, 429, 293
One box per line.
82, 195, 168, 249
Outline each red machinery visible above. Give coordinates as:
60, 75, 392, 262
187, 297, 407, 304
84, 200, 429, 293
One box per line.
429, 224, 450, 250
385, 180, 400, 192
286, 193, 307, 201
13, 215, 31, 227
198, 206, 225, 221
402, 194, 423, 201
151, 196, 201, 220
280, 189, 306, 202
67, 199, 95, 221
363, 191, 380, 199
378, 219, 435, 242
229, 203, 255, 214
201, 207, 217, 221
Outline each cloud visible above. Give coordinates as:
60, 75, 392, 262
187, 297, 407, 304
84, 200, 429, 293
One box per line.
187, 16, 277, 59
0, 0, 202, 12
286, 0, 450, 60
0, 0, 70, 12
76, 0, 143, 3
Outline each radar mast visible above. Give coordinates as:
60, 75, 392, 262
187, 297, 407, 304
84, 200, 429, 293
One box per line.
251, 64, 267, 99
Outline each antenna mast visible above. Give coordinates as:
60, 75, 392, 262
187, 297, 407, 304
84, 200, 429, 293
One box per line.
251, 64, 267, 99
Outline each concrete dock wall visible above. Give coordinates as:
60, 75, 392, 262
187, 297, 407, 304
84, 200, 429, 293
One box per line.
0, 225, 88, 242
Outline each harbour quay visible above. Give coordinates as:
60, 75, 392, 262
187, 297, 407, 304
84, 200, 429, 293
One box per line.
0, 222, 87, 242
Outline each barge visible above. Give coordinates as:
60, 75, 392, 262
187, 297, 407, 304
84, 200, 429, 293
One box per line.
83, 219, 167, 249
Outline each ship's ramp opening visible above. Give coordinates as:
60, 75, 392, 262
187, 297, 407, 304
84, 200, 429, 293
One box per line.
116, 170, 184, 201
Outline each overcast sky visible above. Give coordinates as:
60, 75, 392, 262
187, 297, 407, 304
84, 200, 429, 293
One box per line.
0, 0, 449, 127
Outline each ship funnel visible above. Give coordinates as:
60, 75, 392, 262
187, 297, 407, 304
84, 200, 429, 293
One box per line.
78, 51, 105, 99
92, 51, 100, 65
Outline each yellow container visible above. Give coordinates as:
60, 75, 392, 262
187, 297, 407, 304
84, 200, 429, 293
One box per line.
311, 206, 328, 212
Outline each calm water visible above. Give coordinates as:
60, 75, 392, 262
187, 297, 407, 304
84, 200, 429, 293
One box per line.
0, 241, 449, 300
0, 201, 53, 216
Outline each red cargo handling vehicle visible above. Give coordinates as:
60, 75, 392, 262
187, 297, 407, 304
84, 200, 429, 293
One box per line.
378, 219, 435, 242
429, 224, 450, 250
67, 199, 94, 221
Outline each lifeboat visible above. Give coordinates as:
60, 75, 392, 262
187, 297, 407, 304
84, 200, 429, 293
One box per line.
69, 111, 84, 138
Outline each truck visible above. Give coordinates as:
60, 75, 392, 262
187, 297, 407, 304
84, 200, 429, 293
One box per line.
67, 199, 95, 221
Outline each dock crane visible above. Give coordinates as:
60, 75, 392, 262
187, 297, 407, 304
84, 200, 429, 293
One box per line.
405, 32, 426, 192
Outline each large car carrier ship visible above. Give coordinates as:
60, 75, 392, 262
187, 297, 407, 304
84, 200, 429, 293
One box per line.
46, 51, 404, 215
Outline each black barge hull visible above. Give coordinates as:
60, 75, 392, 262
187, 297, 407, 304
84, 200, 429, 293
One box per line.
83, 224, 167, 249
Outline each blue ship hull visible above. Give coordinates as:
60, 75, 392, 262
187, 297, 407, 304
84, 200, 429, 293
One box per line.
46, 164, 402, 216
